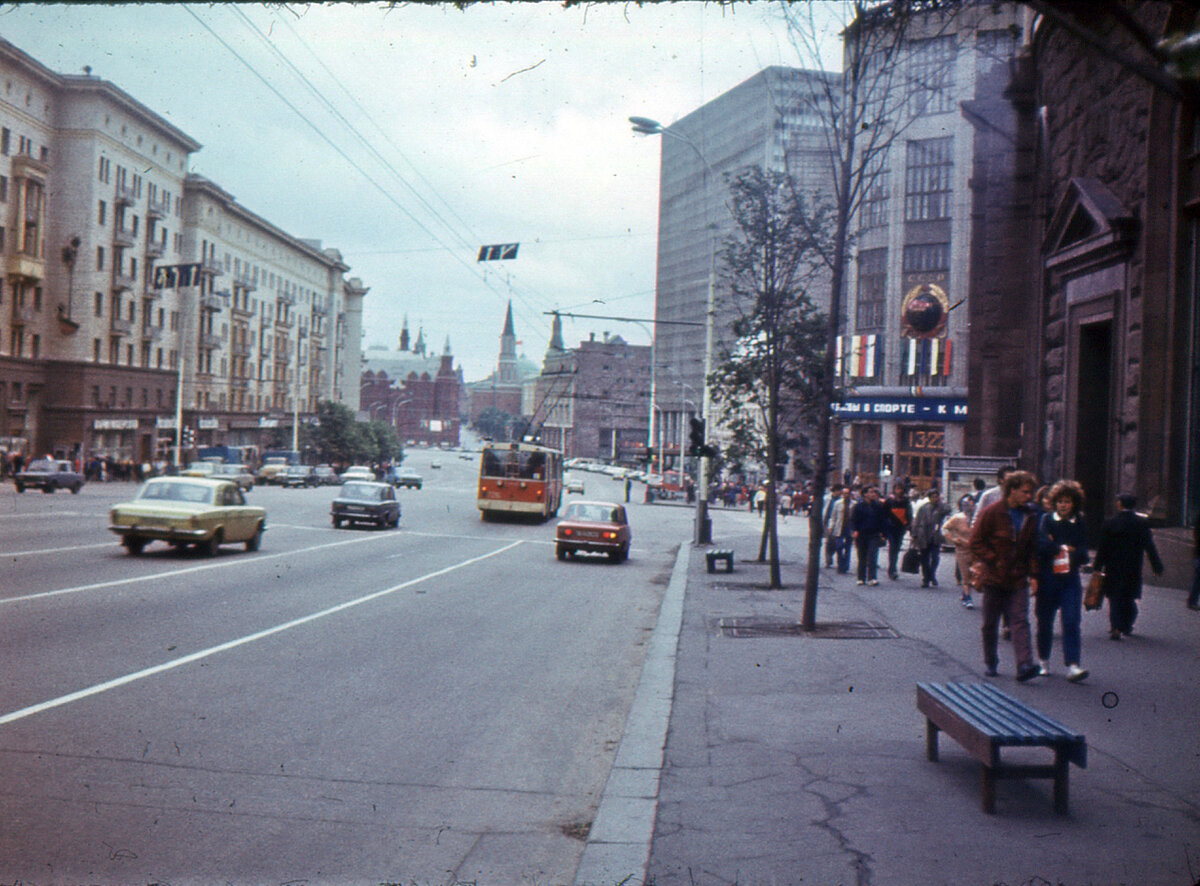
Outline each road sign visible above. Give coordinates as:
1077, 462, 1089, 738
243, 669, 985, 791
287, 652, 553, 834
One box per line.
477, 243, 519, 262
152, 263, 203, 289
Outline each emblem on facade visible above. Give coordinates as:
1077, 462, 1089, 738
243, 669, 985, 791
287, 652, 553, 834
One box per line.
900, 282, 949, 338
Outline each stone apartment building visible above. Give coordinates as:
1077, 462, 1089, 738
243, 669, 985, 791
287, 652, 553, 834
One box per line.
0, 38, 365, 465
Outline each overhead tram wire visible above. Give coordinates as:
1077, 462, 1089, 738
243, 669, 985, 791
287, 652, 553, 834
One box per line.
182, 4, 551, 341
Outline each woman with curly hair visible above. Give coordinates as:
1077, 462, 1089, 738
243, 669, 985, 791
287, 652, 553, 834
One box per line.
1035, 480, 1090, 682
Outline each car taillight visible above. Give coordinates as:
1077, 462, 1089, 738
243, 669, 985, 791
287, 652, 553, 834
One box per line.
562, 528, 573, 537
603, 531, 616, 539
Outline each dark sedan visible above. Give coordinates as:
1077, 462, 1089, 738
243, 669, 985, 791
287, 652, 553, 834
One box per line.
331, 481, 401, 529
15, 458, 85, 494
279, 465, 315, 488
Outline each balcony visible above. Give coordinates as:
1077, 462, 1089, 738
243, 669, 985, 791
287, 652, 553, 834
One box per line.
110, 316, 133, 335
199, 293, 224, 312
113, 226, 135, 249
112, 270, 135, 292
11, 154, 49, 179
145, 239, 165, 259
229, 376, 250, 390
312, 299, 329, 316
147, 194, 170, 219
275, 313, 293, 329
236, 273, 257, 293
140, 322, 164, 341
115, 182, 137, 206
259, 339, 273, 356
276, 289, 296, 306
198, 331, 222, 350
5, 252, 44, 282
232, 341, 251, 358
10, 304, 34, 325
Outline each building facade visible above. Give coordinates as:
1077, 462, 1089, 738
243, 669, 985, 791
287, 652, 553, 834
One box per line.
650, 66, 837, 468
465, 301, 537, 430
0, 38, 365, 466
838, 2, 1025, 491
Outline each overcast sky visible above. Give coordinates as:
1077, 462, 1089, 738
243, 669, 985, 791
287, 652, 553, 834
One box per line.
0, 1, 840, 381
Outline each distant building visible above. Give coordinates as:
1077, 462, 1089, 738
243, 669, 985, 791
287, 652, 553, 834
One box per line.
0, 37, 366, 464
360, 319, 462, 447
465, 301, 540, 431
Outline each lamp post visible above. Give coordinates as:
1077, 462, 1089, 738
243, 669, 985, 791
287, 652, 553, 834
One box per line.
292, 325, 306, 453
631, 115, 715, 544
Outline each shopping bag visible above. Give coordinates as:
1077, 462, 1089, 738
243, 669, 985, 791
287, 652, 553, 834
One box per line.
1084, 571, 1104, 610
901, 547, 921, 574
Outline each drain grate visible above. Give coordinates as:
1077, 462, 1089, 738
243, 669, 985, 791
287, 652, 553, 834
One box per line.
714, 617, 899, 639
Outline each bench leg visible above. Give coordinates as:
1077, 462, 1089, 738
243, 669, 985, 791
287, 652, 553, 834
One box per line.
706, 557, 716, 574
982, 766, 997, 814
925, 719, 939, 762
721, 558, 733, 573
1053, 750, 1069, 815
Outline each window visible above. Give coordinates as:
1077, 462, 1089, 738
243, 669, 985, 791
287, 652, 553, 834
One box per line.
96, 246, 105, 271
98, 200, 106, 225
902, 243, 950, 274
856, 248, 888, 332
907, 36, 957, 117
0, 175, 7, 202
905, 137, 953, 221
93, 340, 101, 362
859, 158, 889, 230
31, 334, 39, 358
897, 425, 945, 490
94, 292, 103, 316
1, 128, 9, 155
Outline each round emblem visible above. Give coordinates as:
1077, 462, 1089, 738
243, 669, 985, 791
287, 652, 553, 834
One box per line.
901, 282, 949, 337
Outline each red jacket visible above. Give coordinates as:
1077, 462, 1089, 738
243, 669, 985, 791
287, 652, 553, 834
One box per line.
967, 500, 1039, 590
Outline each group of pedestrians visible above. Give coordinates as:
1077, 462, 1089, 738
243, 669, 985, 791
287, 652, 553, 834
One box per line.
821, 466, 1167, 687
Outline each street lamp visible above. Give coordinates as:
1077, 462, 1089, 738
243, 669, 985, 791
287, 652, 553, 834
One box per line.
631, 115, 716, 544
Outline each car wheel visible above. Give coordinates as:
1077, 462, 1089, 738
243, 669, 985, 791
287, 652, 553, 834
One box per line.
332, 516, 342, 528
14, 484, 24, 493
556, 544, 568, 561
124, 537, 146, 555
245, 523, 263, 552
70, 483, 82, 494
42, 483, 55, 493
199, 529, 221, 556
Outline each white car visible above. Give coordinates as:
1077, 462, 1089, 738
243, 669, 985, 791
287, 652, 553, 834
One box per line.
340, 465, 375, 482
565, 473, 586, 494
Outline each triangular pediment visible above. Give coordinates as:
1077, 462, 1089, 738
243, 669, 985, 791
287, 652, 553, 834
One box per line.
1044, 177, 1137, 261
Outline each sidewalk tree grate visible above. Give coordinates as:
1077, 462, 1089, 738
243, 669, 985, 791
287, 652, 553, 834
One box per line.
713, 617, 899, 639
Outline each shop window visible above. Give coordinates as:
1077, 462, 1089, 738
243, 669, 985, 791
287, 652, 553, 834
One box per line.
851, 423, 882, 488
896, 425, 945, 491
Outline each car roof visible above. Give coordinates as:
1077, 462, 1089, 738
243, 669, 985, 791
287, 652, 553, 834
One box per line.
146, 476, 230, 489
340, 479, 389, 488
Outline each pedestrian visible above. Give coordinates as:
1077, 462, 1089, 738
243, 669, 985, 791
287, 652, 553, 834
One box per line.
624, 476, 631, 503
972, 464, 1016, 526
1093, 493, 1164, 639
1188, 517, 1200, 611
941, 494, 977, 608
1034, 480, 1090, 682
911, 488, 951, 588
754, 485, 766, 514
826, 485, 854, 574
850, 485, 888, 586
884, 482, 913, 580
967, 469, 1042, 682
822, 484, 843, 567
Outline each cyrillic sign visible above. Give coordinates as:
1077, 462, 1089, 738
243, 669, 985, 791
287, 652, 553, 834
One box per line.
832, 396, 968, 422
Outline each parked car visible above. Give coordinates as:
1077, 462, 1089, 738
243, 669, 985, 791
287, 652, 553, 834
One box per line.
331, 481, 401, 529
386, 466, 423, 489
555, 500, 631, 563
565, 473, 586, 495
210, 462, 255, 492
256, 456, 292, 485
108, 477, 266, 555
309, 464, 340, 486
340, 465, 375, 482
181, 460, 219, 478
279, 464, 315, 488
14, 458, 85, 494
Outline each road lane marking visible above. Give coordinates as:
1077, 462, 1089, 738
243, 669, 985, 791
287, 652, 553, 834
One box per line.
0, 531, 473, 606
0, 541, 524, 727
2, 542, 114, 558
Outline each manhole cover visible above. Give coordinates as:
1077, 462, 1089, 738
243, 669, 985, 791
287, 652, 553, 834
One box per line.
714, 617, 899, 639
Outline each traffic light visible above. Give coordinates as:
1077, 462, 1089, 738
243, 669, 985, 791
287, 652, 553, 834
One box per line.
182, 426, 194, 448
688, 417, 706, 456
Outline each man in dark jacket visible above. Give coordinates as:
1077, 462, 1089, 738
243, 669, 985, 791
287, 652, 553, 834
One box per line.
850, 485, 889, 586
968, 470, 1041, 681
1093, 494, 1164, 639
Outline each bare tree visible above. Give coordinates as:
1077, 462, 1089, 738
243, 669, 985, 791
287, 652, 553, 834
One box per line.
779, 0, 964, 628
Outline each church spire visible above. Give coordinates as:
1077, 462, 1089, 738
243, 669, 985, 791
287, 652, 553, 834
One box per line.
399, 314, 410, 352
498, 300, 518, 384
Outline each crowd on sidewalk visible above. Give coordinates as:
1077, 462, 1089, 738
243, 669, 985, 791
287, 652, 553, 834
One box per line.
819, 465, 1199, 687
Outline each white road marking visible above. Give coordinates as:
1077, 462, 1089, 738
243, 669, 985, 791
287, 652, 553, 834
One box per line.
2, 542, 114, 557
0, 540, 524, 727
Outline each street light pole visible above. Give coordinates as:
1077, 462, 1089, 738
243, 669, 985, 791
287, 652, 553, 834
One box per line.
631, 115, 715, 544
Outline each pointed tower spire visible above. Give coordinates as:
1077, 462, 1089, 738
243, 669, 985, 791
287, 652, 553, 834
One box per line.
443, 335, 452, 355
399, 314, 410, 352
414, 326, 426, 357
547, 310, 565, 355
498, 300, 518, 384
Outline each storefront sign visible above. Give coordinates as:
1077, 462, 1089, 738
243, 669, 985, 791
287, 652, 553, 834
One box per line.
832, 396, 967, 422
199, 417, 219, 430
93, 418, 139, 430
258, 417, 279, 428
156, 417, 178, 430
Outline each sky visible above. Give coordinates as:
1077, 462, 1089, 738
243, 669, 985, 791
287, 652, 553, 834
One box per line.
0, 1, 841, 381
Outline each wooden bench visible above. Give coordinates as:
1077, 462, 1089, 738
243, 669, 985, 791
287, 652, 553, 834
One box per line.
705, 549, 734, 573
916, 681, 1086, 815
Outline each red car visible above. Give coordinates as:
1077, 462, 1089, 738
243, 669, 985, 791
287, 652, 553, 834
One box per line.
555, 500, 631, 563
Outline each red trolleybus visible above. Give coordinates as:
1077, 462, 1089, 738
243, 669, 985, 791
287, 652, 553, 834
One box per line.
477, 441, 563, 521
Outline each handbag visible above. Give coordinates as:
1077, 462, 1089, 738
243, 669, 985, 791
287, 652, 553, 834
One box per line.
1084, 570, 1104, 610
901, 547, 921, 574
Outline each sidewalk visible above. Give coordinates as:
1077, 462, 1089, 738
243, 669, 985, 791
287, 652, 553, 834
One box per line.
582, 506, 1200, 885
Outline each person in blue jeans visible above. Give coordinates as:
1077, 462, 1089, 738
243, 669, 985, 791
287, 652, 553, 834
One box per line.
1035, 480, 1090, 682
850, 485, 889, 585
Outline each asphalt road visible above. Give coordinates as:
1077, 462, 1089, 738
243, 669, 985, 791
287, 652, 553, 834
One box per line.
0, 452, 687, 884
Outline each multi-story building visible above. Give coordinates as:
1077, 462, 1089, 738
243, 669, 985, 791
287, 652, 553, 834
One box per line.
649, 66, 836, 470
0, 38, 365, 465
837, 2, 1025, 491
361, 318, 463, 448
531, 313, 651, 462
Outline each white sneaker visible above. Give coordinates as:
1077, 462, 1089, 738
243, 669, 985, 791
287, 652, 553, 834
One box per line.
1066, 664, 1089, 683
1037, 660, 1051, 676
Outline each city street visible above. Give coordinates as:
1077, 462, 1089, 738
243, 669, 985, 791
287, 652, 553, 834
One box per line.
0, 453, 689, 884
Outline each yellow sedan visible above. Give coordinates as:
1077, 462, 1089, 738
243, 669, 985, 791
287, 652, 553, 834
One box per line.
109, 477, 267, 556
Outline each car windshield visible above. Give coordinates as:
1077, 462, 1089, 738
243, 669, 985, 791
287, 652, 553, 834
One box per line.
137, 482, 215, 504
25, 459, 54, 471
564, 503, 622, 523
342, 482, 384, 501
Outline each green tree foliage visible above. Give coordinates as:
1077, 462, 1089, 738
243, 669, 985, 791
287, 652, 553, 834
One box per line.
709, 166, 829, 588
303, 401, 403, 466
472, 406, 515, 441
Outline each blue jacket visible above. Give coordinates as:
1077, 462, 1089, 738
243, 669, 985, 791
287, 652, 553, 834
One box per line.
1036, 511, 1090, 588
849, 498, 889, 538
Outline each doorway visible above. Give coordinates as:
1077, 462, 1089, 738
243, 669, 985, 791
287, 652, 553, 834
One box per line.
1074, 319, 1112, 540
